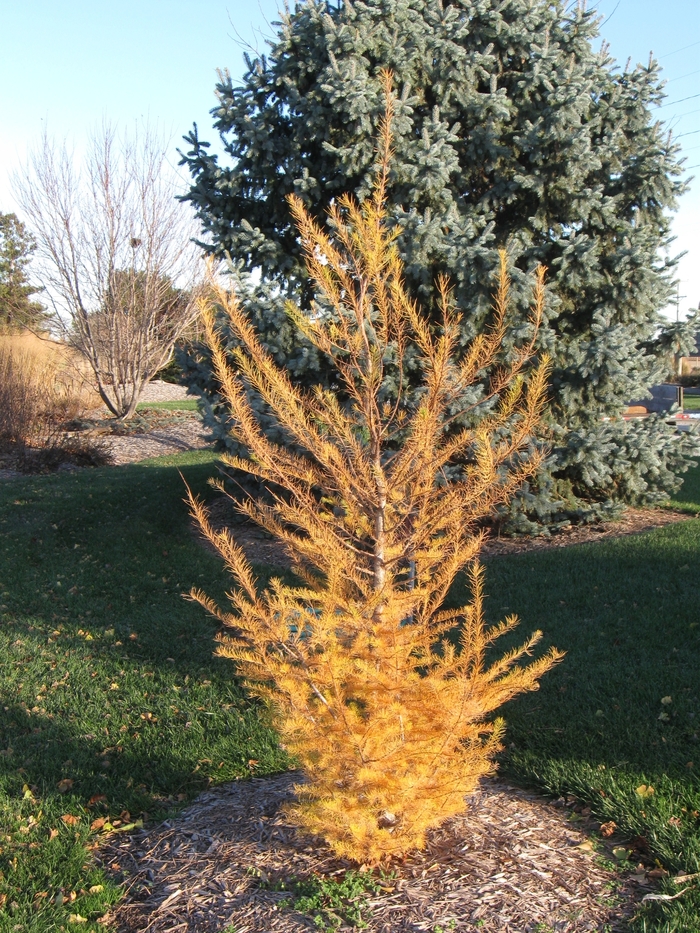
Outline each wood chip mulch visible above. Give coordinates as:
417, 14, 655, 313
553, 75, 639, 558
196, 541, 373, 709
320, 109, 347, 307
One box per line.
199, 494, 695, 570
102, 772, 647, 933
481, 506, 692, 558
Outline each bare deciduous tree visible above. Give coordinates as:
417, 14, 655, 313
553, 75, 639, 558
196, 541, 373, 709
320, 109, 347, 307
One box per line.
14, 126, 202, 419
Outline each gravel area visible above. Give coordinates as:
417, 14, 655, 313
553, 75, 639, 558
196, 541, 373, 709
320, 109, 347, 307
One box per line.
137, 380, 192, 403
105, 419, 211, 465
101, 382, 211, 464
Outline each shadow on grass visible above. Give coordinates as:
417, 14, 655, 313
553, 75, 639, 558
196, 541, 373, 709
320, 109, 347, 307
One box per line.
0, 452, 292, 811
3, 454, 698, 801
467, 521, 700, 786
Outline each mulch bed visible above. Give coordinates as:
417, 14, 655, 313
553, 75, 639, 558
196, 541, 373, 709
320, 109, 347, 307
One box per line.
198, 493, 695, 570
482, 506, 692, 558
85, 411, 210, 466
103, 772, 650, 933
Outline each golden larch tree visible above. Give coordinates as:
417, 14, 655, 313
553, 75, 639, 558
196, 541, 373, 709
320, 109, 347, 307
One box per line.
188, 72, 564, 864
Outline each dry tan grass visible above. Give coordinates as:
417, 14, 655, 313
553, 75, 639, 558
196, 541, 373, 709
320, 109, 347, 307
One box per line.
0, 332, 104, 472
0, 332, 101, 417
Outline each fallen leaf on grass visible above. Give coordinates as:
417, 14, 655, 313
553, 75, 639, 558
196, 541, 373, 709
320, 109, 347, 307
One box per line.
642, 887, 691, 903
576, 840, 595, 853
600, 821, 617, 837
88, 794, 107, 807
674, 871, 700, 884
635, 784, 655, 798
91, 817, 143, 835
647, 868, 670, 880
612, 846, 630, 861
57, 778, 74, 793
631, 835, 651, 852
69, 914, 88, 924
49, 828, 59, 840
61, 814, 80, 826
89, 885, 104, 894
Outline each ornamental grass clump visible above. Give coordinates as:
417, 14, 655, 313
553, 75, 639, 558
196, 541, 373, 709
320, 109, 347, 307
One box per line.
189, 74, 563, 864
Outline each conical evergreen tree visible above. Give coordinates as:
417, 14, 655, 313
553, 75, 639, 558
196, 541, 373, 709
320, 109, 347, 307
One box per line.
181, 0, 698, 530
0, 212, 47, 333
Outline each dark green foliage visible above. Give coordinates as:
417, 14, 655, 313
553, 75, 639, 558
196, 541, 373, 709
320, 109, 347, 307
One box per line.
154, 348, 186, 383
181, 0, 700, 530
0, 212, 47, 332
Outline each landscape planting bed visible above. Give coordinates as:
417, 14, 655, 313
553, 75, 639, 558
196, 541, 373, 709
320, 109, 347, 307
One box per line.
106, 773, 642, 933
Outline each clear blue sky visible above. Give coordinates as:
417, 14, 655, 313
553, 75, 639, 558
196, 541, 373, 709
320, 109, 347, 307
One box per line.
1, 0, 698, 315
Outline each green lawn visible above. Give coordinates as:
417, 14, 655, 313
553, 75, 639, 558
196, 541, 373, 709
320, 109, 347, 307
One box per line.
683, 396, 700, 412
0, 451, 288, 931
135, 399, 198, 411
1, 455, 700, 931
465, 475, 700, 933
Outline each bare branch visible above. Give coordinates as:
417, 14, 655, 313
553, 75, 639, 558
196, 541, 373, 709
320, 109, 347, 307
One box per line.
13, 124, 203, 419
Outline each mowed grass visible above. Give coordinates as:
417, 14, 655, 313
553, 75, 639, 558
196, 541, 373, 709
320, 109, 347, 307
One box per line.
0, 451, 289, 931
457, 472, 700, 933
135, 399, 198, 411
2, 453, 700, 931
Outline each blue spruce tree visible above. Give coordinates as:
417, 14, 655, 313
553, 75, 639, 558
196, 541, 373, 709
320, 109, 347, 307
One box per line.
181, 0, 699, 531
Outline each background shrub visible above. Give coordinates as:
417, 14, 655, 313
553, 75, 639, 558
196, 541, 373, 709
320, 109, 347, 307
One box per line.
0, 333, 106, 470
